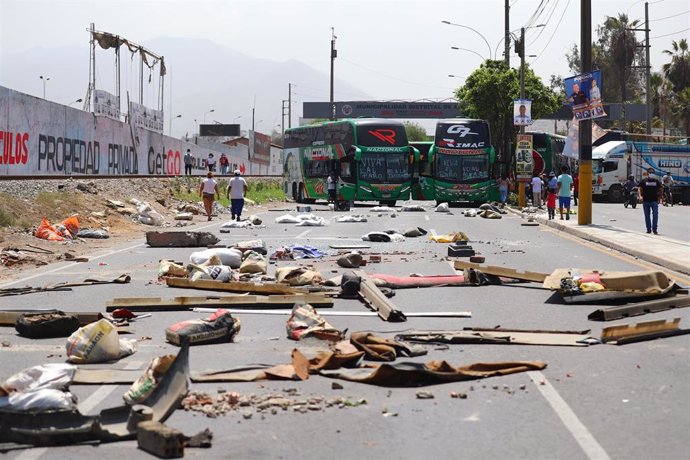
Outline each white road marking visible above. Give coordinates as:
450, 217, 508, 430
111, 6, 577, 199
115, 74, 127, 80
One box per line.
528, 371, 610, 460
424, 215, 430, 221
79, 360, 143, 414
296, 229, 313, 238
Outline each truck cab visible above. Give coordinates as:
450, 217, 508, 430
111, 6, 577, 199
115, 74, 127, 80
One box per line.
592, 141, 628, 202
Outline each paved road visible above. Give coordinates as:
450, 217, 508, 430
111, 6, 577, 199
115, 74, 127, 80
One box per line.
581, 201, 690, 241
2, 202, 689, 459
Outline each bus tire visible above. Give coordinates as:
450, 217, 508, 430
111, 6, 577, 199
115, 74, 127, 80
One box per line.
291, 182, 297, 201
297, 183, 305, 203
608, 185, 623, 203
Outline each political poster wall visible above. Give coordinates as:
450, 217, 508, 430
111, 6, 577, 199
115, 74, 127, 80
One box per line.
0, 85, 247, 176
563, 118, 608, 159
93, 90, 120, 121
564, 70, 606, 121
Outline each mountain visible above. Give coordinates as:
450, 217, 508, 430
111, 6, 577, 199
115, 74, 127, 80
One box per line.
0, 36, 370, 137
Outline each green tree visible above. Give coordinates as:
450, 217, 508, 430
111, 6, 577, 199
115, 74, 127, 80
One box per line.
454, 60, 560, 162
662, 39, 689, 93
671, 87, 690, 136
403, 121, 429, 141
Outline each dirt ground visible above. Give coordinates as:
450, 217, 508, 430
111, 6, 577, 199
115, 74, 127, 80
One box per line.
0, 178, 287, 284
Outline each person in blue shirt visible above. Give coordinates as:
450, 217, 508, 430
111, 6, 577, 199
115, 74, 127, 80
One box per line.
556, 166, 574, 220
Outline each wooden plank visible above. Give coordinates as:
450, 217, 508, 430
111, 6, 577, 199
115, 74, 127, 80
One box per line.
453, 260, 548, 283
588, 293, 690, 321
329, 244, 371, 249
192, 307, 471, 317
601, 318, 681, 343
0, 310, 102, 327
106, 295, 333, 312
166, 277, 304, 295
353, 270, 406, 322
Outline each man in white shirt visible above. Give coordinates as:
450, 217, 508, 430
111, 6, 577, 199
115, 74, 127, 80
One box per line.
206, 153, 217, 172
531, 173, 543, 208
226, 169, 248, 221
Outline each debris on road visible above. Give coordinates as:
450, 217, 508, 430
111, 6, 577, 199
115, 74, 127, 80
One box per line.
66, 319, 137, 363
286, 304, 344, 341
429, 232, 468, 243
395, 328, 597, 347
601, 318, 690, 345
146, 231, 220, 248
588, 292, 690, 321
108, 294, 333, 312
165, 309, 241, 346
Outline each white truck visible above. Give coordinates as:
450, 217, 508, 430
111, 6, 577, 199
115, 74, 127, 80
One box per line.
592, 140, 690, 203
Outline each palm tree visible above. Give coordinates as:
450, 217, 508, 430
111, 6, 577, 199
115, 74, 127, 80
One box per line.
671, 87, 690, 136
604, 14, 642, 129
662, 39, 689, 93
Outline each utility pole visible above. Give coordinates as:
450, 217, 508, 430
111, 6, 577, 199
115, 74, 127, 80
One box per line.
517, 27, 527, 208
281, 100, 288, 137
579, 0, 593, 225
330, 28, 337, 120
645, 1, 651, 135
504, 0, 510, 66
503, 0, 512, 191
288, 83, 292, 129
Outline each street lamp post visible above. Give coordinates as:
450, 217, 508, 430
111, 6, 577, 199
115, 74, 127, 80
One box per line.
441, 20, 492, 60
68, 98, 83, 108
39, 75, 50, 99
450, 46, 487, 61
169, 114, 181, 136
203, 109, 215, 124
233, 115, 242, 124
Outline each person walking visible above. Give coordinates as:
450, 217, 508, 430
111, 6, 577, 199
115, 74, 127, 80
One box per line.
556, 165, 573, 220
327, 173, 337, 204
661, 171, 674, 206
638, 167, 663, 234
546, 190, 557, 220
199, 171, 219, 221
226, 169, 248, 222
497, 175, 511, 207
184, 149, 194, 176
206, 153, 217, 172
530, 172, 543, 208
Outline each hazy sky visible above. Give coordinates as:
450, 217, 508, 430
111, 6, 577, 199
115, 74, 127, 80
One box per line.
1, 0, 688, 134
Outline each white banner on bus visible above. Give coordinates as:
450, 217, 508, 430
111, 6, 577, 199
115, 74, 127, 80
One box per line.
129, 101, 164, 134
93, 90, 120, 121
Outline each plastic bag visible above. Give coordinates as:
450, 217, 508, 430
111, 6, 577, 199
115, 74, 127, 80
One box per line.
189, 248, 242, 267
65, 319, 137, 364
275, 266, 323, 286
61, 216, 80, 237
0, 363, 77, 411
275, 214, 301, 224
35, 218, 64, 241
429, 232, 469, 243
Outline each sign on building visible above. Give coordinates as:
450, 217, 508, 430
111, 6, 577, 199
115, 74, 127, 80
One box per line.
129, 101, 164, 133
303, 101, 461, 119
93, 90, 120, 120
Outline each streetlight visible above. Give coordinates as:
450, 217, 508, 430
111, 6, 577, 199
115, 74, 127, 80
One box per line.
233, 115, 242, 123
448, 74, 465, 79
441, 20, 492, 60
169, 114, 181, 136
68, 98, 82, 107
203, 109, 215, 124
450, 46, 487, 61
39, 75, 50, 99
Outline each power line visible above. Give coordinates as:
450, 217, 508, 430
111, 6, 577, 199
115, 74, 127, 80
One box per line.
651, 10, 690, 22
650, 27, 690, 40
525, 0, 550, 28
528, 0, 560, 47
341, 57, 453, 90
532, 0, 572, 63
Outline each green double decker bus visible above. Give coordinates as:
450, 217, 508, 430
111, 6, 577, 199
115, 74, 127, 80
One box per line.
420, 119, 499, 204
283, 119, 417, 205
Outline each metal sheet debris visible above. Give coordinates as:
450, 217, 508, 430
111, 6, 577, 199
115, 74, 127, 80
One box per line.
587, 292, 690, 321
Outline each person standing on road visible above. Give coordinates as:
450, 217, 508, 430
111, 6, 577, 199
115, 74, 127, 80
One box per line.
531, 172, 543, 208
638, 167, 663, 234
662, 172, 674, 206
184, 149, 194, 176
327, 173, 337, 204
199, 171, 220, 221
497, 175, 511, 207
226, 169, 248, 222
557, 166, 573, 220
219, 153, 230, 175
206, 153, 217, 172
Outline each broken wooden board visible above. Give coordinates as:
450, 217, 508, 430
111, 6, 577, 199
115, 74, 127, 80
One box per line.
601, 318, 690, 344
192, 307, 471, 318
396, 328, 595, 347
106, 295, 333, 312
166, 278, 305, 295
453, 261, 548, 283
0, 310, 103, 327
353, 270, 406, 322
588, 293, 690, 321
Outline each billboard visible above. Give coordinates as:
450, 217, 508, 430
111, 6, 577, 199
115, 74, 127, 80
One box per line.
200, 124, 241, 137
564, 70, 606, 121
515, 134, 534, 181
250, 130, 271, 165
303, 101, 462, 119
93, 90, 120, 121
129, 101, 164, 134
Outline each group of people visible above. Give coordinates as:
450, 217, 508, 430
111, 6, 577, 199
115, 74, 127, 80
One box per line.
530, 167, 578, 220
199, 170, 248, 222
183, 150, 233, 176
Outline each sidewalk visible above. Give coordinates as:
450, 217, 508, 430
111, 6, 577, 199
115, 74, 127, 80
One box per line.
510, 207, 690, 276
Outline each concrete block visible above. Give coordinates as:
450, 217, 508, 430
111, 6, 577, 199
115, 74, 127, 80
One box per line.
146, 231, 220, 247
448, 246, 475, 257
137, 421, 184, 458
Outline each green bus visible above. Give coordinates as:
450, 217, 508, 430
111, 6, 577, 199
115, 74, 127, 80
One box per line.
283, 119, 418, 205
523, 131, 569, 176
422, 119, 499, 203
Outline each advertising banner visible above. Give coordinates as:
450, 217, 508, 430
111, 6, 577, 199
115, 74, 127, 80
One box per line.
93, 90, 120, 121
564, 70, 606, 121
563, 118, 608, 159
129, 101, 164, 134
250, 131, 271, 165
515, 134, 534, 182
513, 99, 532, 126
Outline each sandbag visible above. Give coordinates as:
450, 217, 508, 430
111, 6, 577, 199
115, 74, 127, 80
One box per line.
77, 228, 110, 239
337, 252, 363, 269
429, 232, 469, 243
123, 354, 176, 405
286, 304, 342, 341
34, 218, 64, 241
435, 202, 450, 213
189, 248, 243, 268
403, 227, 428, 238
239, 250, 267, 274
65, 319, 137, 364
188, 264, 234, 282
276, 266, 323, 286
165, 309, 241, 346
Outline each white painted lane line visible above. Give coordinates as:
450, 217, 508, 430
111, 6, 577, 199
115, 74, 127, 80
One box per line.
528, 371, 610, 460
79, 360, 143, 414
296, 229, 313, 239
424, 215, 430, 221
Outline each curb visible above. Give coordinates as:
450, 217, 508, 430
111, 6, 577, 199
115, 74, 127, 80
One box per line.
507, 207, 690, 276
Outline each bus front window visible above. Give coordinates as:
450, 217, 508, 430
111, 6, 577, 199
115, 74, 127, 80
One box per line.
436, 154, 463, 182
386, 153, 410, 183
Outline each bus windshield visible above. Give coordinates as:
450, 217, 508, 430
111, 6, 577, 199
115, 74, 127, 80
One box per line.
435, 121, 490, 149
435, 153, 489, 183
359, 152, 409, 183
